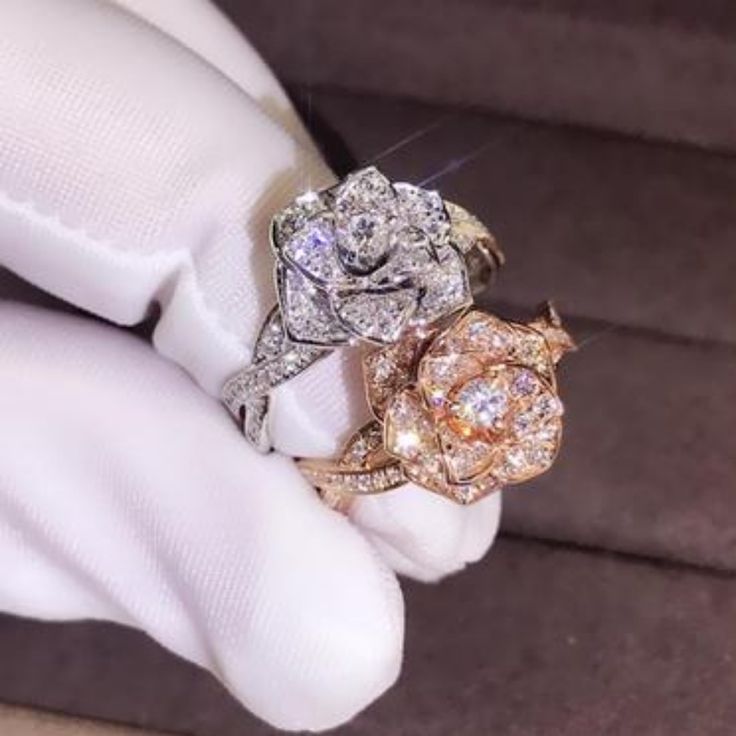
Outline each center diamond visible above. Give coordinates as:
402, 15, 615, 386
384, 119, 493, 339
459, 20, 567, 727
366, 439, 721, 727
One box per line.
450, 376, 508, 433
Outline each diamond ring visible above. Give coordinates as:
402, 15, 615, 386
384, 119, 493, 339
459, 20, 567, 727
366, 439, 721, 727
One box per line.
222, 167, 504, 451
298, 303, 575, 509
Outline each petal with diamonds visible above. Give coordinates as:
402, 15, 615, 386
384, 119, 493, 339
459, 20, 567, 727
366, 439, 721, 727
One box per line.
280, 214, 344, 286
333, 287, 417, 344
384, 389, 441, 466
508, 324, 556, 381
367, 226, 436, 289
394, 182, 450, 244
271, 191, 328, 246
414, 245, 472, 325
437, 422, 495, 484
331, 168, 400, 276
417, 352, 484, 412
277, 267, 350, 346
332, 167, 397, 215
429, 309, 513, 360
335, 210, 395, 275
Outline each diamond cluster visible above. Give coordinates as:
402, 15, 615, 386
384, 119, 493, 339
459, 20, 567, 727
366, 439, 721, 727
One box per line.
271, 167, 481, 347
363, 308, 574, 504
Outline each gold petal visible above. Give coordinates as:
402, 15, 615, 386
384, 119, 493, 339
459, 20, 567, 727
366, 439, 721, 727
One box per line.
447, 475, 502, 505
384, 389, 441, 465
417, 352, 484, 413
340, 421, 385, 469
363, 329, 429, 418
429, 310, 514, 361
528, 302, 576, 364
437, 422, 495, 483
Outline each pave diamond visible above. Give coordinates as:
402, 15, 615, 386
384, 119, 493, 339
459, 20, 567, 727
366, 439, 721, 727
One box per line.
385, 390, 441, 466
278, 268, 350, 345
419, 353, 483, 410
282, 215, 343, 285
272, 190, 326, 244
334, 288, 417, 344
450, 375, 509, 433
369, 226, 435, 287
270, 167, 494, 349
336, 211, 394, 275
438, 423, 494, 483
394, 182, 450, 243
414, 245, 472, 324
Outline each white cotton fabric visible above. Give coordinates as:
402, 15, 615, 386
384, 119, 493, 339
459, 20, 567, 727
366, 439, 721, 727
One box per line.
0, 0, 501, 730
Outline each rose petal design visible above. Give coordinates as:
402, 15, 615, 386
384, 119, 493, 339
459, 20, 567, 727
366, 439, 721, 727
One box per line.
496, 434, 560, 485
429, 310, 514, 361
335, 210, 396, 276
332, 167, 397, 215
366, 226, 436, 290
417, 352, 484, 412
437, 422, 495, 483
414, 245, 472, 325
394, 182, 450, 244
384, 389, 442, 467
508, 324, 556, 382
280, 213, 345, 287
364, 332, 428, 418
331, 168, 399, 276
332, 287, 417, 344
277, 267, 350, 346
448, 475, 502, 505
271, 190, 327, 245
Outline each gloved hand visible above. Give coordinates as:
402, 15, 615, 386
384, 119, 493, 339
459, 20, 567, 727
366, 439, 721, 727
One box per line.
0, 0, 501, 730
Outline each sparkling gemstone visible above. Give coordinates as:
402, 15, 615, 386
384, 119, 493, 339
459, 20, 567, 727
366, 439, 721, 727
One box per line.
278, 268, 350, 345
419, 353, 484, 410
511, 369, 538, 397
394, 182, 450, 243
438, 423, 494, 482
384, 390, 440, 464
534, 394, 564, 419
450, 376, 509, 432
414, 245, 471, 323
371, 354, 394, 382
336, 212, 393, 275
333, 288, 417, 344
369, 227, 435, 287
282, 217, 342, 284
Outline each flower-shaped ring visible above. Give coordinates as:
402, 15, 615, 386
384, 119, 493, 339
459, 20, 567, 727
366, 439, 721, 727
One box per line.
222, 167, 504, 451
299, 304, 575, 508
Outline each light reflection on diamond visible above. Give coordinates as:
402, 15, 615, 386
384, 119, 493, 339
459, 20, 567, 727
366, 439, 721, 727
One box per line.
450, 376, 508, 432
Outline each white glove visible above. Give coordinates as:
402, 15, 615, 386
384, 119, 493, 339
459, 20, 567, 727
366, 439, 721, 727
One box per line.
0, 0, 501, 731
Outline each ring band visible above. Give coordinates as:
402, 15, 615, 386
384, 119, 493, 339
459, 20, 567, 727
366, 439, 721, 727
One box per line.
222, 166, 504, 451
298, 304, 575, 508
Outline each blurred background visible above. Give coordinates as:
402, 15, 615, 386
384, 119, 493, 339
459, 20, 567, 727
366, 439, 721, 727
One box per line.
1, 1, 735, 734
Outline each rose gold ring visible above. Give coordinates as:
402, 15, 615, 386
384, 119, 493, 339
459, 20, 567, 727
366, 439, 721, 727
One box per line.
298, 303, 575, 509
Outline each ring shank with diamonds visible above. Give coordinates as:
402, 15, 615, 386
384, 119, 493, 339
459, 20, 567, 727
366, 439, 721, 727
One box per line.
222, 167, 504, 452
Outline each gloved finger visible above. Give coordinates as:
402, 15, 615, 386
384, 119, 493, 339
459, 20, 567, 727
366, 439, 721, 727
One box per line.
350, 488, 502, 583
0, 0, 502, 583
105, 0, 314, 147
0, 0, 334, 395
270, 345, 503, 584
0, 303, 402, 732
